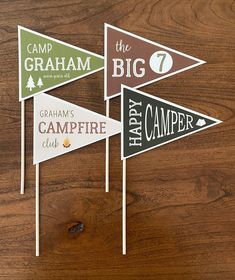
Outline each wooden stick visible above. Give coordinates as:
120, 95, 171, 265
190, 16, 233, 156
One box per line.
105, 99, 110, 192
122, 159, 126, 255
36, 163, 40, 256
20, 101, 25, 194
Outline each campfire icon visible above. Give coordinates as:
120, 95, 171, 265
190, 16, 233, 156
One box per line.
63, 137, 71, 148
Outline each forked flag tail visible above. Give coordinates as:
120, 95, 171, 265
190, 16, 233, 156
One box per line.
18, 26, 104, 101
104, 23, 205, 100
121, 85, 222, 159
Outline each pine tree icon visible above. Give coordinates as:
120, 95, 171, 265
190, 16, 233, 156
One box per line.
26, 75, 35, 91
37, 77, 43, 88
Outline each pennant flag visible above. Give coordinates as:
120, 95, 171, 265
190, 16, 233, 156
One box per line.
121, 85, 222, 159
34, 94, 121, 164
18, 26, 104, 101
105, 24, 205, 100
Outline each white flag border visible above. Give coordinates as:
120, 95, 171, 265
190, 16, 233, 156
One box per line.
104, 23, 206, 101
121, 84, 222, 160
18, 25, 104, 102
33, 93, 121, 164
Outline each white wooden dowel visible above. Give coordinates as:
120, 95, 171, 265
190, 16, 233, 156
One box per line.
36, 163, 40, 257
122, 159, 126, 255
20, 100, 25, 194
105, 99, 110, 192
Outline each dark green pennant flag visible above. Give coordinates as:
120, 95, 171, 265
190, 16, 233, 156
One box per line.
18, 26, 104, 101
121, 85, 222, 159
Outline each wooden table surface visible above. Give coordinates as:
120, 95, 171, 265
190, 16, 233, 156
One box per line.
0, 0, 234, 279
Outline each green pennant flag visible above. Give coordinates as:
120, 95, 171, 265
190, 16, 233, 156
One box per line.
121, 85, 222, 159
18, 26, 104, 101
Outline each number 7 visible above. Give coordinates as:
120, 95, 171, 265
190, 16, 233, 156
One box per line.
157, 53, 166, 72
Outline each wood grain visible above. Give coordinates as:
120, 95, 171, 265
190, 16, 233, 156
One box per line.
0, 0, 234, 279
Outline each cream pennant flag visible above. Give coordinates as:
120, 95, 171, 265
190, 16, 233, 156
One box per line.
33, 93, 121, 256
33, 93, 121, 164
